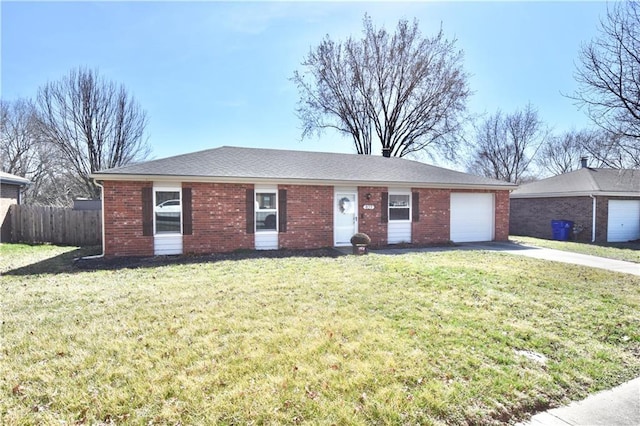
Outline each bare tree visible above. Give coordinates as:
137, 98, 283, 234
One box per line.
292, 14, 470, 158
1, 99, 41, 177
537, 129, 639, 176
581, 132, 640, 169
572, 0, 640, 158
465, 104, 548, 183
537, 129, 596, 176
1, 99, 81, 206
35, 67, 150, 198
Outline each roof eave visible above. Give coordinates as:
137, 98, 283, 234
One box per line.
91, 173, 516, 190
511, 191, 640, 199
0, 178, 30, 186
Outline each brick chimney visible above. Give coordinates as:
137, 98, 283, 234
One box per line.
382, 147, 391, 157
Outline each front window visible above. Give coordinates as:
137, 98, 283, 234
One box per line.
389, 194, 410, 221
256, 192, 277, 231
155, 190, 181, 234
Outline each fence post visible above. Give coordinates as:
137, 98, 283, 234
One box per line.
9, 204, 18, 242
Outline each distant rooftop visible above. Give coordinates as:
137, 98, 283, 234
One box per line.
0, 171, 30, 186
93, 146, 516, 189
511, 168, 639, 198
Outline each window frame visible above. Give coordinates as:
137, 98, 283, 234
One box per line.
255, 188, 278, 233
153, 186, 182, 235
388, 192, 411, 222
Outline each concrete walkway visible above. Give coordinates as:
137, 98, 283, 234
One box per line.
370, 241, 640, 425
519, 377, 640, 426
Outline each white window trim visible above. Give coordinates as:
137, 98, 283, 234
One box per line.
153, 185, 182, 236
388, 191, 411, 222
255, 185, 278, 234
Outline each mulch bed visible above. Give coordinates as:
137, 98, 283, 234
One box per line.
74, 247, 344, 271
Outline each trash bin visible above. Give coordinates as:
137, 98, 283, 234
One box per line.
551, 220, 573, 241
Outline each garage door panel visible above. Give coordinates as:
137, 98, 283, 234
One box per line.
607, 200, 640, 242
450, 193, 494, 242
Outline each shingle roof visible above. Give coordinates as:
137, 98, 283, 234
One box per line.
93, 146, 515, 189
0, 171, 30, 186
511, 168, 640, 198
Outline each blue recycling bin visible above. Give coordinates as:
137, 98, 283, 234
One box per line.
551, 220, 573, 241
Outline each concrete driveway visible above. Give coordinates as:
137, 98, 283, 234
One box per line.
372, 241, 639, 276
459, 241, 640, 276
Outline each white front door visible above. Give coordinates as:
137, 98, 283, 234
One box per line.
334, 192, 357, 246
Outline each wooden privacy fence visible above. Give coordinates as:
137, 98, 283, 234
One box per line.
9, 204, 102, 246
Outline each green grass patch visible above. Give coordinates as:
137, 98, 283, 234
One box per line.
2, 244, 639, 424
0, 243, 101, 275
511, 236, 640, 263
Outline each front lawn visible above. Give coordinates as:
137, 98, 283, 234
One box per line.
511, 236, 640, 263
2, 244, 639, 424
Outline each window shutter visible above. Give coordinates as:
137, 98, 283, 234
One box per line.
278, 189, 287, 233
142, 187, 153, 236
381, 192, 388, 223
412, 191, 420, 222
182, 187, 193, 235
246, 188, 255, 234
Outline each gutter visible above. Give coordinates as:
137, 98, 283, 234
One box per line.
90, 173, 517, 191
511, 191, 640, 198
80, 179, 105, 259
589, 194, 596, 243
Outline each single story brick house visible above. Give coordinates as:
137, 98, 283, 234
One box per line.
92, 146, 516, 257
510, 167, 640, 243
1, 171, 30, 242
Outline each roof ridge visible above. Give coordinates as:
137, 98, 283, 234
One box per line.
582, 168, 601, 191
92, 145, 516, 188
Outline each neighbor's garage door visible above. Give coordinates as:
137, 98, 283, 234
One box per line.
450, 193, 494, 242
607, 200, 640, 242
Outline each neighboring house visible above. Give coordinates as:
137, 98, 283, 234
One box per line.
0, 171, 30, 242
73, 198, 102, 211
92, 146, 516, 257
510, 166, 640, 243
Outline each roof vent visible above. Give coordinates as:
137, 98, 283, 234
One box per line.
382, 147, 391, 158
580, 157, 588, 168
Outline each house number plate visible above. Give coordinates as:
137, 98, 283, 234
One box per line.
363, 204, 375, 210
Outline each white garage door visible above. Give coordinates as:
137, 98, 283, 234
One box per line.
450, 193, 494, 242
607, 200, 640, 242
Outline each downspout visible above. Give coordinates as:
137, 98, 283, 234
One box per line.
81, 179, 105, 259
18, 180, 30, 204
589, 194, 596, 243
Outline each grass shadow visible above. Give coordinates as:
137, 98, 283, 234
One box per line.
1, 246, 101, 276
2, 247, 346, 276
597, 241, 640, 250
372, 241, 535, 255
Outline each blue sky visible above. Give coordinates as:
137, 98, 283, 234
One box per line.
2, 1, 607, 165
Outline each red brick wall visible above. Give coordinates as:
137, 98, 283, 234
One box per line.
357, 187, 387, 247
103, 180, 153, 257
407, 188, 510, 244
278, 185, 333, 249
594, 197, 608, 242
183, 182, 254, 254
103, 180, 512, 256
510, 196, 594, 242
494, 191, 510, 241
511, 196, 640, 242
411, 188, 451, 244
